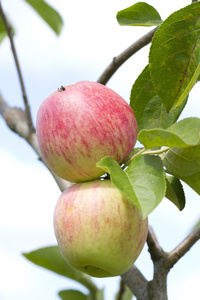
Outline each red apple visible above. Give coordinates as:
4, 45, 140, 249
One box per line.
36, 81, 137, 182
54, 179, 148, 277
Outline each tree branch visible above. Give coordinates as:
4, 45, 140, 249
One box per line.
146, 227, 169, 299
0, 93, 70, 192
97, 27, 157, 85
0, 2, 34, 132
147, 226, 165, 262
168, 225, 200, 267
121, 265, 148, 299
145, 225, 200, 300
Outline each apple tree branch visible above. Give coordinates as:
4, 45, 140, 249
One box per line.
168, 224, 200, 267
121, 225, 200, 300
97, 27, 157, 85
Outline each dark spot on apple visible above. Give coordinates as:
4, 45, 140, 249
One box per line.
58, 86, 66, 92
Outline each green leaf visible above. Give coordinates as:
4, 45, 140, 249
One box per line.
97, 156, 141, 211
138, 118, 200, 148
149, 2, 200, 111
59, 290, 87, 300
193, 219, 200, 229
23, 246, 98, 292
0, 16, 7, 43
117, 2, 162, 26
162, 145, 200, 195
24, 0, 63, 35
130, 65, 187, 132
97, 155, 166, 219
125, 155, 166, 218
96, 289, 104, 300
115, 283, 133, 300
0, 15, 14, 43
23, 246, 83, 279
165, 175, 185, 210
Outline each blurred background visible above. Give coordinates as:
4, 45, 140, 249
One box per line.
0, 0, 200, 299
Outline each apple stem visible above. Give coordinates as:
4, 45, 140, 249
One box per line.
123, 147, 170, 167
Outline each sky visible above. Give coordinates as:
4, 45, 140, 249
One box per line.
0, 0, 200, 299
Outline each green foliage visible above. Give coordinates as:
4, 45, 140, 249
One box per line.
117, 2, 162, 26
193, 219, 200, 229
115, 283, 134, 300
99, 117, 200, 216
130, 65, 187, 133
149, 2, 200, 112
23, 246, 99, 296
138, 118, 200, 148
0, 0, 63, 43
23, 246, 82, 279
0, 16, 7, 43
24, 0, 63, 35
58, 290, 87, 300
97, 157, 140, 209
58, 288, 104, 300
98, 120, 200, 216
162, 145, 200, 195
165, 176, 185, 211
0, 15, 14, 43
94, 289, 104, 300
97, 155, 166, 219
121, 2, 200, 218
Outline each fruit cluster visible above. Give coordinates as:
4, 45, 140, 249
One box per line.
36, 81, 148, 277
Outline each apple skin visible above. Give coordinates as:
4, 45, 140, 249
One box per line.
36, 81, 138, 183
53, 180, 148, 278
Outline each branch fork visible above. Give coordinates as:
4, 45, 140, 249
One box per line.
121, 225, 200, 300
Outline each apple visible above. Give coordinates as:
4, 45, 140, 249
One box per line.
53, 179, 148, 277
36, 81, 138, 182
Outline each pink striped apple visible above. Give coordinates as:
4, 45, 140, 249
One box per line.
36, 81, 138, 182
53, 179, 148, 277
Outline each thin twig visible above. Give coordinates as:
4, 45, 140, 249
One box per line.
168, 225, 200, 267
0, 2, 35, 132
97, 0, 197, 85
97, 27, 158, 85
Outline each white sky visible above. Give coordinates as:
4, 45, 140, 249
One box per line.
0, 0, 200, 299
